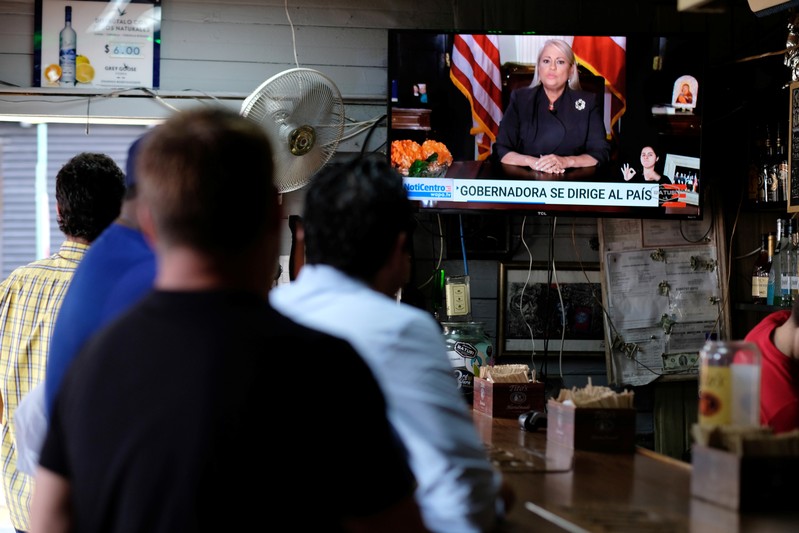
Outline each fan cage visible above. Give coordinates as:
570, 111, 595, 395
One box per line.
241, 68, 345, 193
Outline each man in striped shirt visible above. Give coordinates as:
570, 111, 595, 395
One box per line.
0, 152, 125, 533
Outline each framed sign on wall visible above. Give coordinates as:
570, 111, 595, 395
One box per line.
34, 0, 162, 89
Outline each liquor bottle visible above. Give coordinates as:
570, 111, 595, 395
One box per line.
760, 129, 773, 203
766, 131, 780, 203
768, 221, 782, 305
752, 232, 772, 304
780, 218, 793, 306
699, 340, 762, 427
774, 127, 789, 202
59, 6, 77, 87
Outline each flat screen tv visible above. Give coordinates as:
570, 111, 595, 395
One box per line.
387, 30, 705, 220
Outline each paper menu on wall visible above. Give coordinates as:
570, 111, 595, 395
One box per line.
600, 218, 643, 252
602, 239, 721, 386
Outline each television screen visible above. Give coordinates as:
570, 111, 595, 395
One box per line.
387, 30, 705, 219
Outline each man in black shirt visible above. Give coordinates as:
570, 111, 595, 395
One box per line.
30, 108, 427, 533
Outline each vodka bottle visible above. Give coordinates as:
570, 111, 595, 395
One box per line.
752, 232, 772, 305
59, 6, 77, 87
780, 218, 793, 306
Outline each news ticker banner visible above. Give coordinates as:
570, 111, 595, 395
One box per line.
403, 178, 700, 208
403, 177, 663, 207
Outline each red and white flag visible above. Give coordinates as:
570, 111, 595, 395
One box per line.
571, 36, 627, 133
450, 34, 503, 160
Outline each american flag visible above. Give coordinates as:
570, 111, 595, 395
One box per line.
571, 36, 627, 134
450, 34, 503, 161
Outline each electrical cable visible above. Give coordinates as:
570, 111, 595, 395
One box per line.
359, 114, 387, 156
417, 213, 445, 290
459, 214, 469, 276
284, 0, 300, 68
540, 218, 558, 381
517, 217, 537, 375
552, 254, 566, 380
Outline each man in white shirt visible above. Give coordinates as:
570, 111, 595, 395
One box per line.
271, 155, 514, 533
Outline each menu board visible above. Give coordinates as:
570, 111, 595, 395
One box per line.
34, 0, 161, 89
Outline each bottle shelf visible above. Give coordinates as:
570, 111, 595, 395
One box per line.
734, 302, 791, 313
741, 200, 787, 213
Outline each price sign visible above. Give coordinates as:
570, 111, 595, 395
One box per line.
36, 0, 161, 89
105, 43, 145, 58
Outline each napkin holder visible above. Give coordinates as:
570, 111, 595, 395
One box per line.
691, 444, 799, 511
546, 398, 636, 453
472, 376, 545, 419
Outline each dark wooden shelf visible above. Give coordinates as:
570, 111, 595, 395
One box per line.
734, 302, 790, 313
741, 200, 787, 213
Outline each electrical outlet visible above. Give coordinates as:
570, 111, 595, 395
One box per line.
446, 283, 470, 316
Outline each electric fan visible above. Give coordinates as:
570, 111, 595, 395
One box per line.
240, 68, 346, 193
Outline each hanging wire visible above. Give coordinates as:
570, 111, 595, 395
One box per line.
459, 214, 469, 275
518, 216, 537, 370
360, 114, 387, 155
284, 0, 300, 68
417, 214, 445, 290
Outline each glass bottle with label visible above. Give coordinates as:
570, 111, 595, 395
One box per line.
59, 5, 77, 87
768, 220, 783, 306
699, 340, 761, 427
752, 232, 772, 304
760, 129, 773, 203
774, 127, 789, 202
781, 218, 794, 306
441, 321, 493, 405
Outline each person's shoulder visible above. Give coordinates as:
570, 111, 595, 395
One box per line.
272, 309, 369, 367
513, 84, 539, 94
0, 255, 60, 289
509, 85, 539, 102
393, 301, 442, 332
270, 305, 353, 344
745, 309, 792, 341
513, 85, 539, 96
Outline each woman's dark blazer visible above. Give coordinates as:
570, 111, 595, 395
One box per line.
493, 85, 610, 166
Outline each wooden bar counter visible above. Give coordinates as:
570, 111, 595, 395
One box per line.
472, 411, 799, 532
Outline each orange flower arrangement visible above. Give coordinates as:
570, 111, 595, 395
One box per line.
391, 139, 453, 177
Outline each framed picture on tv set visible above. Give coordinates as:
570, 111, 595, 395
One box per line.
387, 30, 706, 220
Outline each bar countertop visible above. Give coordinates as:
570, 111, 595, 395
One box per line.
472, 411, 799, 532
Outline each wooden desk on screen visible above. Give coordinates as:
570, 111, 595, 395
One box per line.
472, 411, 799, 532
